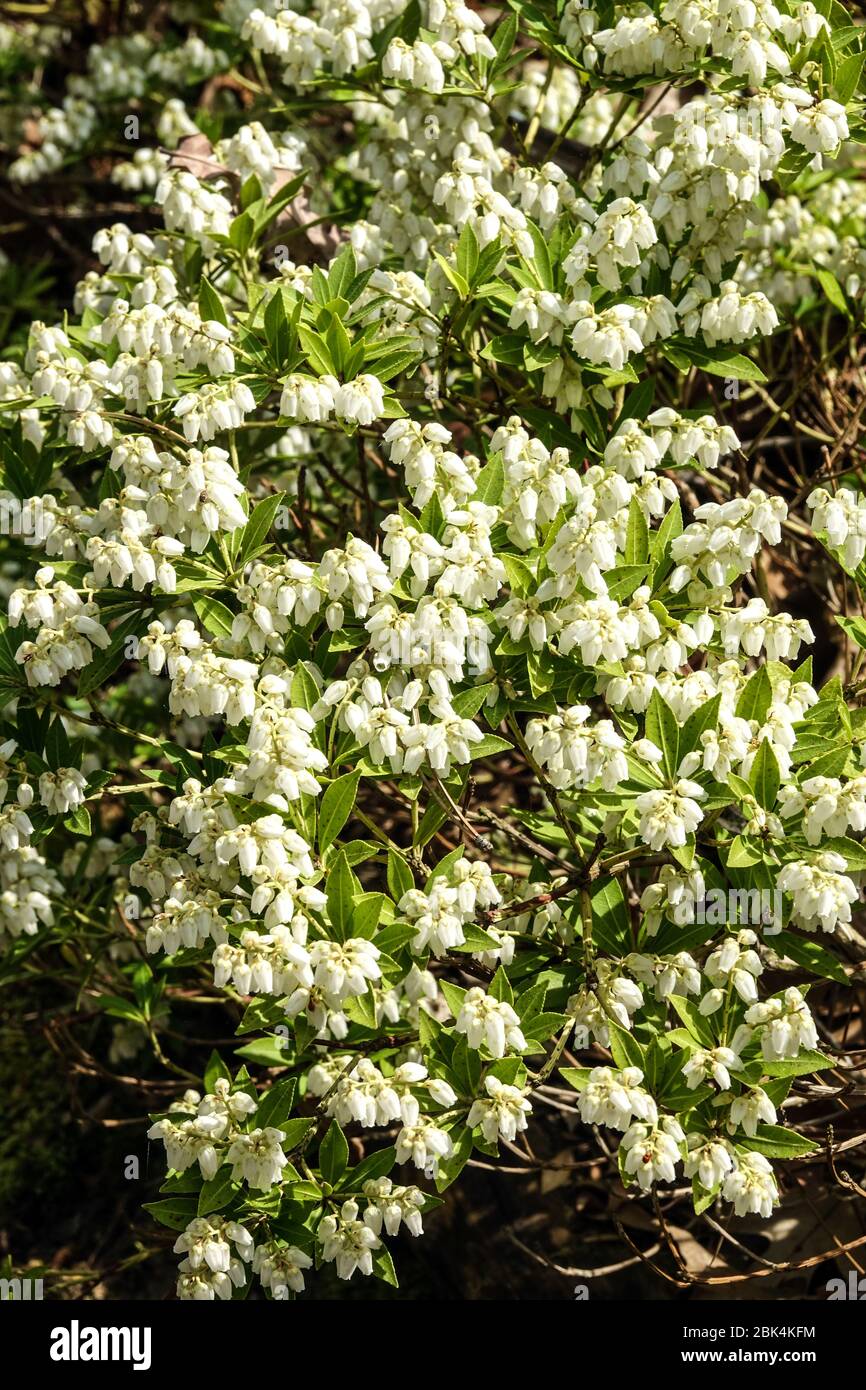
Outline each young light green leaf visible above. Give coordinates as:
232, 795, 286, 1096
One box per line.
318, 769, 361, 852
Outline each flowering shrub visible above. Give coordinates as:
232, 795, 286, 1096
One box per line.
2, 0, 866, 1299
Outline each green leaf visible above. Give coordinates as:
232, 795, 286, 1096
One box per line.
668, 994, 715, 1047
590, 877, 631, 955
344, 985, 379, 1028
192, 595, 235, 639
319, 1120, 349, 1185
326, 848, 355, 941
749, 739, 780, 811
234, 1036, 291, 1067
44, 716, 71, 770
236, 997, 285, 1036
99, 995, 144, 1024
489, 1058, 525, 1091
255, 171, 306, 232
433, 252, 469, 299
414, 797, 447, 847
489, 965, 513, 1006
387, 849, 414, 902
418, 489, 445, 540
239, 172, 263, 210
836, 614, 866, 649
434, 1126, 473, 1192
726, 835, 766, 869
338, 1146, 397, 1190
832, 49, 866, 104
327, 245, 358, 302
761, 1048, 835, 1079
471, 734, 513, 758
606, 564, 649, 602
364, 345, 420, 384
643, 1037, 668, 1092
615, 377, 655, 430
323, 310, 352, 376
318, 769, 361, 852
659, 1075, 714, 1112
772, 930, 848, 985
515, 979, 548, 1023
523, 1010, 569, 1042
455, 221, 479, 285
143, 1198, 198, 1232
820, 836, 866, 871
375, 922, 416, 955
451, 683, 496, 719
255, 1077, 297, 1131
198, 1166, 241, 1217
736, 665, 772, 724
625, 496, 649, 564
0, 618, 23, 689
229, 209, 256, 253
351, 891, 384, 940
372, 1247, 399, 1287
480, 334, 524, 365
238, 493, 286, 563
205, 1049, 232, 1091
660, 338, 767, 383
450, 1037, 482, 1095
816, 267, 851, 318
679, 693, 721, 759
650, 498, 683, 573
64, 805, 91, 836
645, 690, 679, 781
607, 1021, 644, 1071
831, 23, 864, 53
524, 219, 553, 290
803, 746, 852, 780
199, 275, 228, 327
439, 979, 467, 1019
291, 661, 320, 711
451, 922, 504, 954
560, 1066, 592, 1091
502, 552, 535, 597
670, 840, 696, 870
160, 1170, 201, 1195
298, 325, 335, 376
740, 1125, 820, 1159
692, 1177, 720, 1215
474, 453, 505, 505
76, 609, 146, 697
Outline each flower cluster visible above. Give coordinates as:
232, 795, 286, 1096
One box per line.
0, 0, 863, 1304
